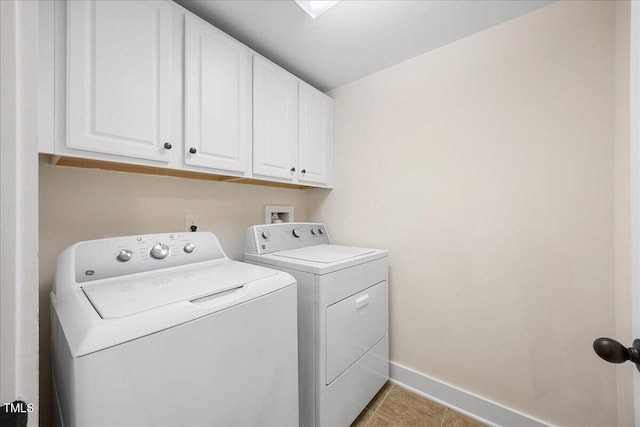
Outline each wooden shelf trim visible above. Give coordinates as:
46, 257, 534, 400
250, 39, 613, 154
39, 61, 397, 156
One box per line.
49, 155, 314, 190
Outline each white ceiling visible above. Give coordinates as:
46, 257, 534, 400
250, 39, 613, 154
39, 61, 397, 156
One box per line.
175, 0, 553, 92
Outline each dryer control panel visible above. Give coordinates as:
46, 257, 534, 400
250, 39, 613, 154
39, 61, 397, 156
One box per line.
246, 223, 331, 255
73, 232, 226, 283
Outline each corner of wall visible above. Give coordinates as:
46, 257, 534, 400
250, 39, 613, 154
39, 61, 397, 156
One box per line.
614, 1, 635, 426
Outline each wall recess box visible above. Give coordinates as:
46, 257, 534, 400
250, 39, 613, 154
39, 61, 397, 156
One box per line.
185, 213, 200, 232
265, 205, 294, 224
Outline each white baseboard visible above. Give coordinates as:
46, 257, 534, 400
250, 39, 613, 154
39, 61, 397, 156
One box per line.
389, 362, 552, 427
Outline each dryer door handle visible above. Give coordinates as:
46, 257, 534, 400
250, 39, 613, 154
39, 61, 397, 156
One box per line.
355, 294, 370, 309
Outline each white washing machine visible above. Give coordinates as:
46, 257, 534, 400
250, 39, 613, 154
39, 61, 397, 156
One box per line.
245, 223, 389, 427
50, 232, 299, 427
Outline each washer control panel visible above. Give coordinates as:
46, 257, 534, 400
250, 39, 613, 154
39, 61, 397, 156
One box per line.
74, 232, 226, 283
246, 223, 330, 255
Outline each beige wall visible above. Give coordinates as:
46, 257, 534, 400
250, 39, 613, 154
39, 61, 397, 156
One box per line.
309, 1, 622, 426
38, 155, 309, 426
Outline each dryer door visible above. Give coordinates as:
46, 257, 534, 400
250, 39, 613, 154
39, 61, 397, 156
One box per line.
326, 281, 388, 384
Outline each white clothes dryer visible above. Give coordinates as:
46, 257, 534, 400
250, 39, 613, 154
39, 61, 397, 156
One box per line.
51, 232, 298, 427
245, 223, 389, 427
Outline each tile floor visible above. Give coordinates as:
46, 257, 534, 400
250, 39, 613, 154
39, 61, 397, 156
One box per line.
351, 382, 487, 427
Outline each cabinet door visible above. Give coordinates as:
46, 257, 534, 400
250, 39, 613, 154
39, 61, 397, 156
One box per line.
298, 82, 333, 186
184, 14, 250, 173
253, 56, 298, 181
67, 1, 172, 162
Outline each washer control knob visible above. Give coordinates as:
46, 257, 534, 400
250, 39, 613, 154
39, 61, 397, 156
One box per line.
310, 229, 316, 235
116, 249, 133, 262
150, 243, 170, 259
318, 227, 324, 235
183, 242, 195, 253
261, 230, 271, 239
292, 228, 302, 238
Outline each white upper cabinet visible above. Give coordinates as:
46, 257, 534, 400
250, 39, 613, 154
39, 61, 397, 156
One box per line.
183, 14, 250, 173
41, 0, 333, 188
252, 56, 299, 181
298, 82, 333, 186
67, 1, 173, 162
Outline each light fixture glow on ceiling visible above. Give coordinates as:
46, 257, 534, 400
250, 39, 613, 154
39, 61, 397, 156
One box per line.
294, 0, 340, 20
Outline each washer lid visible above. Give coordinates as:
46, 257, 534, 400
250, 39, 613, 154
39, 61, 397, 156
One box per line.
273, 244, 374, 264
82, 260, 276, 319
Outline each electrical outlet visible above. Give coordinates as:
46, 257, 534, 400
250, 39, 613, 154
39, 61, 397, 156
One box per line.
185, 214, 200, 232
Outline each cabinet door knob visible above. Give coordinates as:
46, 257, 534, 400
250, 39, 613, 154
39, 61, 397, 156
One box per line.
163, 142, 172, 150
189, 147, 197, 154
301, 169, 306, 174
290, 167, 296, 172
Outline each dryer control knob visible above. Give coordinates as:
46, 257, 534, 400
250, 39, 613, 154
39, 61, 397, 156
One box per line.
261, 230, 271, 239
150, 243, 170, 259
183, 242, 195, 253
292, 228, 302, 238
310, 229, 316, 235
318, 227, 324, 235
116, 249, 133, 262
